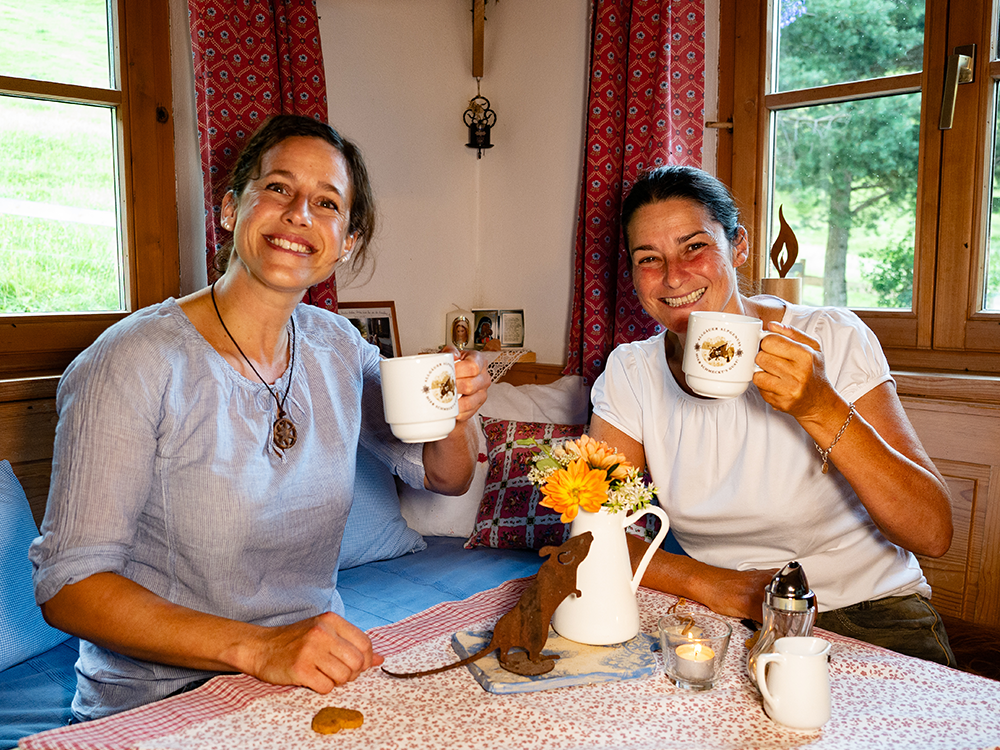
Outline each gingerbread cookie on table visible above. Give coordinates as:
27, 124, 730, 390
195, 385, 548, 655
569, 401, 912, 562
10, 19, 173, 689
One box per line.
311, 706, 364, 734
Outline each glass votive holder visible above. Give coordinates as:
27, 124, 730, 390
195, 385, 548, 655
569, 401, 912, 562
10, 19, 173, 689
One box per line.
659, 613, 733, 691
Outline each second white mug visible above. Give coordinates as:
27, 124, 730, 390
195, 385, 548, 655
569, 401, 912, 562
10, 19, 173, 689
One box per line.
681, 311, 774, 399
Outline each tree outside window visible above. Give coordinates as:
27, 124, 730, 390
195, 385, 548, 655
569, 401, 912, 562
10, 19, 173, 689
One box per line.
767, 0, 924, 310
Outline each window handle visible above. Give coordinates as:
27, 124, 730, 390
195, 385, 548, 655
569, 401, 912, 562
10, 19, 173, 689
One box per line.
940, 44, 975, 130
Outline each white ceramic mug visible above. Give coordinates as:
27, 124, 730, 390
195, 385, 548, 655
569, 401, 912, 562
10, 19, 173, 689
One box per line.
682, 311, 775, 398
755, 636, 832, 731
379, 352, 459, 443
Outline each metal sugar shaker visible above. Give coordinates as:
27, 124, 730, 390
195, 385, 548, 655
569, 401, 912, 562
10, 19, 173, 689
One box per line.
746, 561, 817, 688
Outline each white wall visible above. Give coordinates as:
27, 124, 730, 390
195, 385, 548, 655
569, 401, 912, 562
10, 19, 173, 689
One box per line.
319, 0, 589, 362
171, 0, 719, 363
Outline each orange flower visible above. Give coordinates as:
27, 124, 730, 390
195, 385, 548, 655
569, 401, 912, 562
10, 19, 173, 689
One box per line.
564, 434, 630, 482
539, 458, 611, 523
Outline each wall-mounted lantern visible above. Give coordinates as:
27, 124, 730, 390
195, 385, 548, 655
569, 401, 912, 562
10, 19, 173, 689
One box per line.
464, 92, 496, 159
464, 0, 497, 159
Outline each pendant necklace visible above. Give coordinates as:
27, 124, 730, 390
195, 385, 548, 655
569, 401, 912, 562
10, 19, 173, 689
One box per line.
211, 282, 297, 450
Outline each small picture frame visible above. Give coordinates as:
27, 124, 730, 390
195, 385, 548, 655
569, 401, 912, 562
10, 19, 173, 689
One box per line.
499, 309, 525, 348
472, 309, 499, 349
338, 301, 401, 358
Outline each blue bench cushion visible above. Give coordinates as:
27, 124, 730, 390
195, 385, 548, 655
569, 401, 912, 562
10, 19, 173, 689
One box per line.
0, 638, 78, 749
338, 536, 543, 631
0, 461, 72, 673
338, 445, 427, 570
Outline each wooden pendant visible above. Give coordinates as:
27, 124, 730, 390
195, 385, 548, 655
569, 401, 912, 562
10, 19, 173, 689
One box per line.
273, 414, 297, 450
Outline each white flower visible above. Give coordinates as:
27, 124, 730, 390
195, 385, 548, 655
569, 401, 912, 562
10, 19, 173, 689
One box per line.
519, 437, 658, 516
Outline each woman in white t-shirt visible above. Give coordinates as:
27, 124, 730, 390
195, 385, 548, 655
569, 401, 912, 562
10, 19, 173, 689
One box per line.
589, 165, 955, 664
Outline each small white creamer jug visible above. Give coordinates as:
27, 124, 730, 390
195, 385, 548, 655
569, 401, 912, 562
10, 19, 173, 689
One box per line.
756, 636, 832, 731
550, 505, 669, 645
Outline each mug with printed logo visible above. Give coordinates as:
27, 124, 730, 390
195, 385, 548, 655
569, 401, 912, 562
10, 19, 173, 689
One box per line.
379, 352, 459, 443
682, 311, 776, 399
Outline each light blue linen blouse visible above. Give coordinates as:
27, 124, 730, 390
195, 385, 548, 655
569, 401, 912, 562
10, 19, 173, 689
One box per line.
28, 299, 425, 720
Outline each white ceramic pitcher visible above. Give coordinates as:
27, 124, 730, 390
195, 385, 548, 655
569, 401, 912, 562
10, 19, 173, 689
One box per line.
550, 504, 669, 645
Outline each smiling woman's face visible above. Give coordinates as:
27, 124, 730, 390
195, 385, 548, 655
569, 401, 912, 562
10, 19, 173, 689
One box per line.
221, 136, 356, 295
627, 197, 748, 336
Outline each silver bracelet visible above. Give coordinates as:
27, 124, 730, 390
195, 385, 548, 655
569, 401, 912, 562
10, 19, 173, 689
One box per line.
814, 402, 855, 474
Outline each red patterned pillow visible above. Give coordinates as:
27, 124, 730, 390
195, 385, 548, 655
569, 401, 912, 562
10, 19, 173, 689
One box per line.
466, 419, 665, 550
465, 419, 586, 550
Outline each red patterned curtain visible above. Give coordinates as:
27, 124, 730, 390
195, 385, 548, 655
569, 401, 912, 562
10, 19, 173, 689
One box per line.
188, 0, 338, 310
565, 0, 705, 383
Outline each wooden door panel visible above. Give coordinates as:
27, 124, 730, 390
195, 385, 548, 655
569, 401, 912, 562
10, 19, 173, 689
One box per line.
902, 397, 1000, 626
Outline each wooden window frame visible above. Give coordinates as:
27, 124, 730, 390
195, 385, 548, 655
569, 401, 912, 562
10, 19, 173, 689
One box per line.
718, 0, 1000, 375
0, 0, 179, 379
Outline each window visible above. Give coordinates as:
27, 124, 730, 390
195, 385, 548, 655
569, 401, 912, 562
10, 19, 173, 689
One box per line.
721, 0, 1000, 374
0, 0, 178, 378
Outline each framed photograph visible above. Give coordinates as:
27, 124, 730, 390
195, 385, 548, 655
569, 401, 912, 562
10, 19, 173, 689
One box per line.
338, 301, 401, 358
472, 309, 499, 349
499, 309, 525, 348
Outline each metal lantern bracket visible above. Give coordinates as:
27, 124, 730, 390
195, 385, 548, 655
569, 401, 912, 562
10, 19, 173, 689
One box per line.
464, 83, 497, 159
466, 1, 496, 159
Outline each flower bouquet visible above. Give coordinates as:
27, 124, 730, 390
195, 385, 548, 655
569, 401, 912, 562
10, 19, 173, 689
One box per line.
518, 434, 658, 523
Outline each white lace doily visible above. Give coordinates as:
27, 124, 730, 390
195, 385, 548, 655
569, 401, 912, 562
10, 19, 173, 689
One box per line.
418, 348, 530, 383
484, 349, 528, 382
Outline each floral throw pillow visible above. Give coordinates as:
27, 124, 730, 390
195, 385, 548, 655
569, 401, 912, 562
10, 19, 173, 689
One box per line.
466, 419, 665, 551
465, 419, 586, 550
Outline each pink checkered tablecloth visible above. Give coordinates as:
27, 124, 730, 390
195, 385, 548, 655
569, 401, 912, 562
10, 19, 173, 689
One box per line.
19, 579, 1000, 750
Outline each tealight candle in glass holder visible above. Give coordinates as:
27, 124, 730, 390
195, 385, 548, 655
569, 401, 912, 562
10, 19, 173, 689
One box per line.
659, 613, 732, 691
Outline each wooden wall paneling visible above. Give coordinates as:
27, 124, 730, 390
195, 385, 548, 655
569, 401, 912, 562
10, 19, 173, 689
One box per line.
16, 461, 55, 531
499, 362, 566, 386
902, 396, 1000, 626
894, 371, 1000, 404
915, 463, 988, 621
0, 377, 60, 528
0, 399, 58, 466
981, 463, 1000, 624
885, 347, 1000, 375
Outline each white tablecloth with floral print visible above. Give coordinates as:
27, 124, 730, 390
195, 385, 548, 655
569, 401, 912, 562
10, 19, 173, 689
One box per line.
19, 578, 1000, 750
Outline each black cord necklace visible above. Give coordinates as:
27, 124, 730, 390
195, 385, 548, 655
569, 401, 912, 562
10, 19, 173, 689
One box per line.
211, 281, 297, 450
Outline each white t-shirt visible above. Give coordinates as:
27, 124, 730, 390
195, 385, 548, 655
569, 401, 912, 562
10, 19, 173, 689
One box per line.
592, 304, 930, 611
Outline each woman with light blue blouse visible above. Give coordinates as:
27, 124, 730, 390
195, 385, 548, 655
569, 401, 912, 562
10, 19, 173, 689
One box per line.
29, 115, 491, 721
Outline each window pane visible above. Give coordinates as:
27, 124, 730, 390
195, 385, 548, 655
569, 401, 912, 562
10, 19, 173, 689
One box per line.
985, 87, 1000, 312
0, 0, 113, 89
0, 97, 122, 313
769, 93, 920, 309
775, 0, 924, 92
